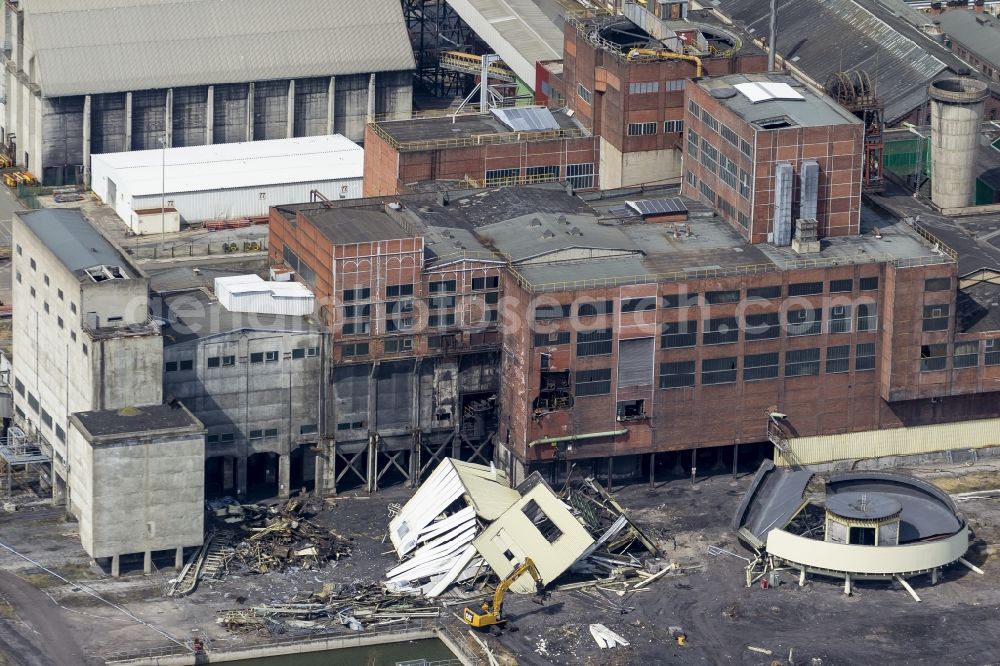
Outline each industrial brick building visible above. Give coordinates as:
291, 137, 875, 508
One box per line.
681, 73, 864, 244
268, 196, 507, 492
363, 107, 598, 195
265, 177, 1000, 488
544, 2, 768, 188
1, 0, 414, 185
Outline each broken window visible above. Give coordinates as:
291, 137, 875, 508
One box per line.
521, 499, 563, 543
660, 361, 695, 388
387, 283, 415, 298
616, 399, 645, 421
533, 370, 573, 412
621, 297, 656, 313
705, 290, 740, 304
702, 357, 737, 385
785, 348, 820, 377
661, 320, 697, 348
429, 279, 457, 293
472, 276, 499, 291
920, 343, 947, 372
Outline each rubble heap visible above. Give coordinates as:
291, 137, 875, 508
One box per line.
223, 500, 352, 575
218, 583, 439, 636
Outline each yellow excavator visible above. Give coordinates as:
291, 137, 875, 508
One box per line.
463, 558, 548, 631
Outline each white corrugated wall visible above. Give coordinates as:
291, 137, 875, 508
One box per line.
776, 417, 1000, 466
129, 177, 363, 223
91, 155, 140, 228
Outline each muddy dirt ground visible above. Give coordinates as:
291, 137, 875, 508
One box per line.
0, 461, 998, 665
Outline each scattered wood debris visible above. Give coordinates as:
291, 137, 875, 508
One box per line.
217, 583, 440, 636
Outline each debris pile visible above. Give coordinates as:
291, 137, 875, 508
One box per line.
384, 458, 663, 599
217, 583, 439, 636
223, 500, 352, 575
172, 498, 353, 597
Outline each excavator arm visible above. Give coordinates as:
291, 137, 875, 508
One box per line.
463, 558, 546, 629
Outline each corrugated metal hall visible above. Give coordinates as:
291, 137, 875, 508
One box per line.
1, 0, 415, 185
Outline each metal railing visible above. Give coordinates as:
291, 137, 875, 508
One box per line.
367, 121, 590, 152
105, 643, 195, 664
106, 620, 441, 665
905, 217, 959, 261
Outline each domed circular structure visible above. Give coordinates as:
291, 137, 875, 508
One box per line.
734, 462, 973, 597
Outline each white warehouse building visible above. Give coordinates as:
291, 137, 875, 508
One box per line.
90, 135, 364, 232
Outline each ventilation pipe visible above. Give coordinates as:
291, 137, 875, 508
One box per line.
768, 0, 778, 72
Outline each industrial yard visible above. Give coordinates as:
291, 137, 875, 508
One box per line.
5, 0, 1000, 664
0, 460, 995, 665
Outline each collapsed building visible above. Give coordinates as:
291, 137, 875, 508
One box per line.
385, 458, 657, 597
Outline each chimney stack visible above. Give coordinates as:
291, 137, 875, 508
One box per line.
928, 77, 988, 209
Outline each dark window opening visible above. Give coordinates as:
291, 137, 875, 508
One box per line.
849, 526, 876, 546
616, 399, 646, 421
521, 499, 563, 543
534, 370, 573, 412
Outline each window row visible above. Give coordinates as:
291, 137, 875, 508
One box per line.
485, 163, 595, 190
533, 287, 880, 320
662, 305, 877, 347
660, 344, 876, 388
628, 79, 685, 95
922, 340, 1000, 371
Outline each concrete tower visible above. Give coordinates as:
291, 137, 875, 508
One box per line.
929, 77, 988, 209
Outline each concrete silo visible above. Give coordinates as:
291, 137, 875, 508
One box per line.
928, 77, 988, 209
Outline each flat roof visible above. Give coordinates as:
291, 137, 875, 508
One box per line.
158, 288, 318, 346
372, 109, 586, 150
91, 135, 362, 197
17, 208, 136, 279
72, 403, 203, 440
276, 204, 412, 245
696, 73, 863, 129
279, 184, 945, 291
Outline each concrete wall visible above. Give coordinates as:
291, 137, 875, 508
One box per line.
599, 138, 682, 189
163, 328, 325, 496
10, 213, 162, 478
81, 275, 152, 327
90, 333, 163, 411
68, 422, 205, 559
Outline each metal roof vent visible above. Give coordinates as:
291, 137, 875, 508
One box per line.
568, 226, 583, 236
711, 86, 738, 99
557, 214, 569, 224
441, 230, 453, 238
529, 217, 542, 227
541, 229, 556, 239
